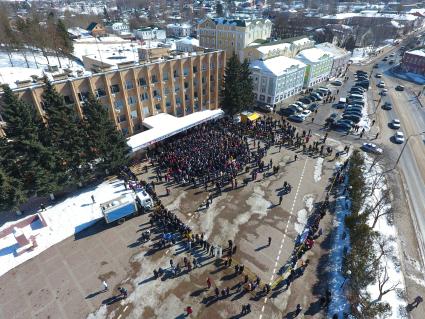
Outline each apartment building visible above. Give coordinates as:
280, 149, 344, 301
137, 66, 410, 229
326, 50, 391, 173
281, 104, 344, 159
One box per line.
11, 50, 226, 137
197, 17, 272, 56
295, 48, 333, 87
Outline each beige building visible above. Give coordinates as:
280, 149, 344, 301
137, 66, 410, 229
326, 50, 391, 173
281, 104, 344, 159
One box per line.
9, 50, 226, 137
197, 17, 272, 57
240, 37, 315, 62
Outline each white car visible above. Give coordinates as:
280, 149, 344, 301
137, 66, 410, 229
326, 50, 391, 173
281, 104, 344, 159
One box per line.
300, 110, 312, 118
361, 143, 383, 155
289, 104, 304, 112
294, 101, 306, 108
377, 81, 385, 88
394, 131, 405, 144
391, 119, 401, 129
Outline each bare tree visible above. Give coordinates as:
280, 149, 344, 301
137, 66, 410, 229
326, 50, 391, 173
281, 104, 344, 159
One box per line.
376, 265, 399, 301
368, 189, 392, 229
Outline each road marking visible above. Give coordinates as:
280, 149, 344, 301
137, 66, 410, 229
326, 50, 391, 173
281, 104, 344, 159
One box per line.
123, 305, 129, 312
259, 158, 308, 318
117, 315, 122, 319
261, 305, 265, 312
165, 249, 170, 254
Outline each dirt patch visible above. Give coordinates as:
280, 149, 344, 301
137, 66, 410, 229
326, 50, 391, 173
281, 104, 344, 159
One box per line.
141, 306, 155, 318
98, 271, 117, 281
100, 261, 108, 266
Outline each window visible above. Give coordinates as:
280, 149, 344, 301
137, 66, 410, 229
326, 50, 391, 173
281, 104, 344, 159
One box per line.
155, 104, 161, 111
184, 82, 189, 89
173, 70, 179, 78
95, 88, 106, 98
193, 66, 198, 73
260, 95, 265, 101
163, 72, 169, 81
64, 95, 74, 104
118, 114, 126, 122
110, 84, 120, 94
267, 97, 271, 103
131, 110, 138, 119
128, 96, 137, 105
151, 74, 158, 83
125, 80, 134, 90
183, 67, 189, 76
143, 106, 150, 116
77, 91, 89, 102
153, 89, 159, 97
175, 84, 180, 92
139, 77, 147, 86
115, 100, 124, 110
140, 92, 149, 101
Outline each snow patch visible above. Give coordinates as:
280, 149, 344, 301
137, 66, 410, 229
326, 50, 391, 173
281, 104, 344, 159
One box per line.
314, 157, 324, 182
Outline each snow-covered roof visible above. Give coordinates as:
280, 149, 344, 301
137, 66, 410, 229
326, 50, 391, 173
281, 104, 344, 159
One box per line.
322, 10, 417, 21
176, 37, 200, 46
166, 23, 192, 29
256, 43, 291, 54
0, 67, 44, 88
67, 27, 92, 38
127, 109, 224, 152
315, 43, 350, 58
296, 47, 333, 63
292, 37, 313, 46
250, 56, 306, 77
407, 49, 425, 57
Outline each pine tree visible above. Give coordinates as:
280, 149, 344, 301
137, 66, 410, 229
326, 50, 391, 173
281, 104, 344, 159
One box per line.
240, 59, 255, 109
0, 168, 26, 213
82, 93, 130, 174
221, 53, 243, 116
40, 79, 86, 185
0, 85, 57, 198
56, 19, 73, 56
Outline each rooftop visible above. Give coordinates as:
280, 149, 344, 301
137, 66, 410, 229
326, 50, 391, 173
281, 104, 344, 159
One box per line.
296, 47, 333, 63
315, 42, 350, 57
407, 48, 425, 57
250, 55, 306, 77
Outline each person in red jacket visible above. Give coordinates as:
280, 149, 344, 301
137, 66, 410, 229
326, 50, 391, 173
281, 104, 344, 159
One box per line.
186, 306, 193, 315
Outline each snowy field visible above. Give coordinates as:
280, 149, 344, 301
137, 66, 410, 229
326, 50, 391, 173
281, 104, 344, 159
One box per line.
0, 178, 130, 277
351, 45, 389, 64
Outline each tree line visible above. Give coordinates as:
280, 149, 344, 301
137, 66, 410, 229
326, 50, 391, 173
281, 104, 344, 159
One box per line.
0, 82, 130, 213
0, 7, 73, 69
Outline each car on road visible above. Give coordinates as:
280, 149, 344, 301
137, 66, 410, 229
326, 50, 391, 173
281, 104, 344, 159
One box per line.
390, 119, 401, 129
374, 64, 379, 68
375, 73, 382, 78
255, 104, 273, 113
377, 81, 385, 88
380, 89, 388, 96
383, 57, 388, 62
382, 102, 392, 110
333, 102, 346, 109
288, 114, 305, 122
279, 107, 298, 116
331, 80, 343, 86
308, 103, 319, 111
389, 59, 395, 64
361, 143, 383, 154
394, 131, 405, 144
395, 85, 405, 91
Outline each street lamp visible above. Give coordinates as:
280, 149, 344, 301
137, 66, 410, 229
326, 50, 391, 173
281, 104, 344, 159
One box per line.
394, 130, 425, 167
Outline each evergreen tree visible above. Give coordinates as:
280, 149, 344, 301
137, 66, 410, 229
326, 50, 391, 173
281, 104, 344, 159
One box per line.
216, 2, 224, 17
56, 19, 73, 56
0, 168, 26, 213
82, 93, 130, 174
0, 85, 57, 197
221, 53, 243, 116
240, 59, 255, 109
40, 79, 86, 185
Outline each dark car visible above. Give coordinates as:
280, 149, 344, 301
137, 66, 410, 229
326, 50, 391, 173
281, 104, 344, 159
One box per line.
333, 122, 352, 131
374, 63, 379, 68
255, 104, 273, 113
308, 103, 319, 111
307, 94, 319, 102
326, 113, 339, 124
382, 102, 392, 110
333, 102, 346, 109
288, 114, 305, 122
342, 114, 362, 123
279, 107, 298, 116
299, 97, 312, 104
338, 119, 355, 127
395, 85, 405, 91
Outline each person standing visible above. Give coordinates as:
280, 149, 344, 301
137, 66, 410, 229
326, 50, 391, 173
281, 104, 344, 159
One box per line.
268, 237, 272, 246
279, 194, 283, 205
91, 195, 95, 204
207, 277, 211, 289
186, 306, 193, 316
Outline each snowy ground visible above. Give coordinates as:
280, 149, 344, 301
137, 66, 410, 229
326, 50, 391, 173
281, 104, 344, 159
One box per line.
0, 178, 130, 277
351, 45, 389, 64
72, 37, 140, 61
362, 154, 407, 318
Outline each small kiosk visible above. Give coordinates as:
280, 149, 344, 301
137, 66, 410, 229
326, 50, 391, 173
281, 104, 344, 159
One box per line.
240, 111, 261, 124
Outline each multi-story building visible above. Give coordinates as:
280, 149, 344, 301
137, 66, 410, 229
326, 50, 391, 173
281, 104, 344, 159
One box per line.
315, 42, 351, 78
401, 48, 425, 75
105, 22, 130, 35
9, 50, 226, 137
166, 23, 192, 37
135, 27, 167, 41
197, 17, 272, 56
295, 48, 333, 87
240, 36, 315, 62
176, 37, 200, 52
250, 56, 306, 106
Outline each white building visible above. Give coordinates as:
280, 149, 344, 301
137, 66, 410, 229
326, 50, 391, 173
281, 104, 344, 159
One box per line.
166, 23, 192, 37
134, 27, 166, 41
315, 42, 351, 78
105, 22, 130, 35
176, 37, 200, 52
295, 48, 333, 87
250, 56, 307, 106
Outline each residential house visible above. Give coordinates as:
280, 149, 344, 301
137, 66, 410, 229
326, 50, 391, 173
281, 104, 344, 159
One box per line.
86, 22, 106, 37
315, 42, 351, 78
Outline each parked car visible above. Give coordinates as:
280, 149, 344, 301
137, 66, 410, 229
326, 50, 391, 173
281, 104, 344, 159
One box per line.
382, 102, 392, 110
333, 102, 346, 109
395, 85, 405, 91
375, 73, 382, 78
308, 103, 319, 111
394, 131, 405, 144
390, 119, 401, 129
344, 110, 363, 117
255, 104, 273, 113
279, 107, 298, 116
300, 110, 312, 118
361, 143, 383, 154
331, 80, 343, 86
299, 97, 312, 104
377, 81, 385, 88
310, 93, 322, 101
326, 113, 338, 124
380, 89, 388, 96
289, 104, 304, 112
342, 115, 361, 123
389, 59, 395, 64
374, 64, 379, 68
288, 114, 305, 122
333, 121, 352, 131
